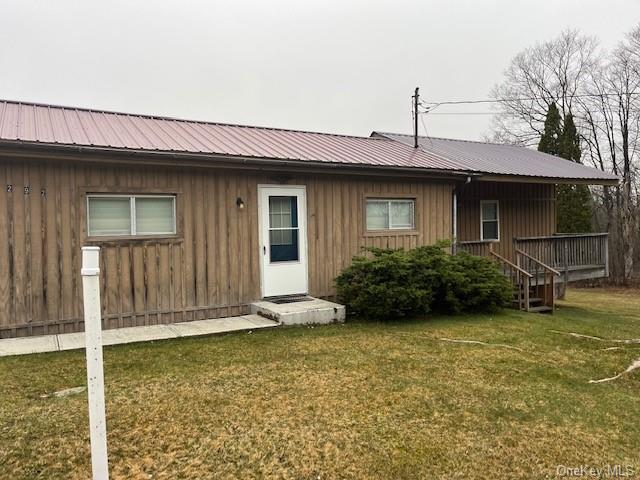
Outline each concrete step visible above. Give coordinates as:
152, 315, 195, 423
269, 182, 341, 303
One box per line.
251, 297, 346, 326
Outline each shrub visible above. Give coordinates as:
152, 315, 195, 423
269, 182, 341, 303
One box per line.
434, 251, 513, 314
335, 243, 511, 320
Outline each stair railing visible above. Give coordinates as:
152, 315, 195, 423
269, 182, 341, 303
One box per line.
514, 248, 561, 311
488, 244, 534, 311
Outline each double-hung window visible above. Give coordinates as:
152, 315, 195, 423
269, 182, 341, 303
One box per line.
480, 200, 499, 241
366, 198, 415, 231
87, 195, 176, 237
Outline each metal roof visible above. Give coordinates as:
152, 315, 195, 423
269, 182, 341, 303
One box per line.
0, 100, 464, 172
374, 132, 618, 182
0, 99, 617, 183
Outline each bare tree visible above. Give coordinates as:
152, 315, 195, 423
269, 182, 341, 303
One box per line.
577, 28, 640, 283
490, 25, 640, 284
488, 29, 598, 146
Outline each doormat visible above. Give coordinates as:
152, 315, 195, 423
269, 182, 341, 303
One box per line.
268, 295, 314, 304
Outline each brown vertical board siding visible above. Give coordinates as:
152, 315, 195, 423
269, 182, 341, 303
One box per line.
132, 245, 145, 323
145, 244, 158, 324
182, 173, 195, 322
45, 168, 60, 328
0, 156, 461, 337
205, 178, 217, 311
158, 244, 171, 323
0, 164, 10, 334
194, 174, 207, 319
241, 176, 251, 305
12, 162, 26, 332
216, 174, 229, 314
456, 181, 556, 260
59, 165, 74, 327
30, 164, 44, 327
105, 247, 120, 328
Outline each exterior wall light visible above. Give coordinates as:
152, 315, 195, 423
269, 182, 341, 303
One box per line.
236, 197, 245, 209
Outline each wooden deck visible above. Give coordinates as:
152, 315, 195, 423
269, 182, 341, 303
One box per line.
513, 233, 609, 284
457, 233, 609, 283
456, 233, 609, 313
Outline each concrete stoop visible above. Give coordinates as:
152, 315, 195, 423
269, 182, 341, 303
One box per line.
250, 297, 346, 325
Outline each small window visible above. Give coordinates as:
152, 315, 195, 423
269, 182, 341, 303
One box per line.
366, 198, 415, 230
87, 195, 176, 237
480, 200, 499, 241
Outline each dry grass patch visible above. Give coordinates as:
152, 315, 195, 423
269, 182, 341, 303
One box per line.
1, 288, 639, 479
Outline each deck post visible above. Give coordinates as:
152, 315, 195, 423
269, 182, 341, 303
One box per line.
604, 235, 610, 278
81, 246, 109, 480
559, 239, 569, 300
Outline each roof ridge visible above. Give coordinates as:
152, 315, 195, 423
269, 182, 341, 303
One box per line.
375, 131, 526, 147
0, 98, 392, 142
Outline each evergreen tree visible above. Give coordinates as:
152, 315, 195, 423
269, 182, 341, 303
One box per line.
558, 113, 581, 162
538, 107, 593, 233
537, 102, 562, 155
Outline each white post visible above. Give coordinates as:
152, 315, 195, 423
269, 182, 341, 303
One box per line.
81, 246, 109, 480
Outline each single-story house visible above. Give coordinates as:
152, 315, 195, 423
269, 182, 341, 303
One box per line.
0, 100, 618, 338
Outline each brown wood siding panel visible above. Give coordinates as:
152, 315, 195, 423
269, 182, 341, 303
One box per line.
0, 164, 10, 329
0, 158, 455, 337
457, 181, 556, 260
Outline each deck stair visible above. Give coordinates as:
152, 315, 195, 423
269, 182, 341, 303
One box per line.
489, 244, 559, 314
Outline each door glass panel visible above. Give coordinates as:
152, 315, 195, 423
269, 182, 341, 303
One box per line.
269, 196, 299, 262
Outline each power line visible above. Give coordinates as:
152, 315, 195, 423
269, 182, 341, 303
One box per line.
422, 91, 640, 109
419, 111, 510, 116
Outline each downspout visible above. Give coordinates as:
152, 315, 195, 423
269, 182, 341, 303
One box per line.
452, 176, 472, 254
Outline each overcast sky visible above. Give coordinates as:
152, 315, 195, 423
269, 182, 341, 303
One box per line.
2, 1, 639, 140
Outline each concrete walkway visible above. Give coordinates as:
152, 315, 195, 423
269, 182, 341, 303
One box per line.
0, 314, 279, 357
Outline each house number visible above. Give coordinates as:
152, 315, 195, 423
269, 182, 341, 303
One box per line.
41, 188, 47, 197
24, 186, 30, 195
6, 184, 12, 192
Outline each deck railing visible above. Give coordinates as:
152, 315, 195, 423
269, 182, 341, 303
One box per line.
455, 240, 495, 257
513, 233, 609, 282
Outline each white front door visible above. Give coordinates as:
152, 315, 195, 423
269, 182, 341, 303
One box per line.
258, 185, 308, 298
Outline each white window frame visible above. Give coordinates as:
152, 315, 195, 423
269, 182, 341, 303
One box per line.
480, 200, 500, 241
87, 194, 177, 237
366, 198, 416, 231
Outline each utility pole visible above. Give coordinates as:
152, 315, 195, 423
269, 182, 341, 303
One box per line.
412, 87, 419, 148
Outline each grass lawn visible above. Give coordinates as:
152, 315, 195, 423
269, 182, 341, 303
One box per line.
1, 288, 639, 479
